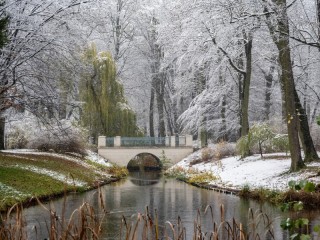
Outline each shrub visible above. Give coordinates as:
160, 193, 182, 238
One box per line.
213, 141, 236, 159
188, 172, 219, 184
6, 126, 28, 149
236, 134, 253, 158
201, 147, 214, 161
164, 166, 188, 179
159, 150, 172, 170
106, 165, 128, 178
250, 123, 275, 157
272, 134, 289, 154
236, 123, 289, 158
189, 158, 203, 166
27, 122, 88, 157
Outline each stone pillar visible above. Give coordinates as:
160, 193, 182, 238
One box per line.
179, 136, 186, 146
98, 136, 106, 147
170, 136, 176, 147
114, 136, 121, 147
165, 136, 170, 146
185, 135, 193, 147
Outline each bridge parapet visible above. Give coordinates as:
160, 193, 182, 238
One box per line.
98, 135, 193, 148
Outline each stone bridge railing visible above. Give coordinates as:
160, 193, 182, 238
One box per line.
98, 135, 193, 148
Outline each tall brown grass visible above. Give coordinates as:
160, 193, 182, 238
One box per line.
0, 188, 106, 240
118, 205, 275, 240
0, 191, 275, 240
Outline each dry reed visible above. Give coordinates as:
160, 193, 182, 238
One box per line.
118, 204, 275, 240
0, 187, 106, 240
0, 189, 275, 240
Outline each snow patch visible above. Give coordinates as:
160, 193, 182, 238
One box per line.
169, 149, 320, 191
13, 165, 87, 187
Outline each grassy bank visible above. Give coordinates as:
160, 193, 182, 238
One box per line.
0, 151, 127, 212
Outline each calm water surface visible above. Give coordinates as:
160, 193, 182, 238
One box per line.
23, 171, 320, 239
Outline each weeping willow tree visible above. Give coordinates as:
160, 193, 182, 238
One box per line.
80, 44, 141, 140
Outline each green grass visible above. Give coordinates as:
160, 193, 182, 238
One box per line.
0, 152, 116, 211
0, 166, 72, 210
0, 153, 104, 184
0, 167, 68, 195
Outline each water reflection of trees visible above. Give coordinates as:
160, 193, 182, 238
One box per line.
129, 171, 161, 186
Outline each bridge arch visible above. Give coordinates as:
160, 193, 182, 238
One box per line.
127, 152, 161, 171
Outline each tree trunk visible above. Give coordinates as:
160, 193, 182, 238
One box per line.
274, 0, 304, 171
149, 82, 155, 137
263, 66, 275, 121
237, 57, 244, 138
317, 0, 320, 42
0, 118, 5, 150
240, 32, 252, 137
279, 75, 287, 123
311, 100, 320, 123
156, 74, 166, 137
294, 88, 319, 162
220, 95, 228, 141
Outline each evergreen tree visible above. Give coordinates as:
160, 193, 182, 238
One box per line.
80, 44, 141, 141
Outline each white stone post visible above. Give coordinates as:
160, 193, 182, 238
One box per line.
170, 136, 176, 147
98, 136, 106, 147
185, 135, 193, 147
114, 136, 121, 147
179, 136, 186, 146
165, 136, 170, 146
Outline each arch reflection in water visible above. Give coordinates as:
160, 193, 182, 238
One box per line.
129, 171, 161, 186
127, 153, 161, 171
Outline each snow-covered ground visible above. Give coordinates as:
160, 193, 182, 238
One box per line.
170, 150, 320, 191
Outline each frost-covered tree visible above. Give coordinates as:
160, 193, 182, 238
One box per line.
0, 0, 93, 133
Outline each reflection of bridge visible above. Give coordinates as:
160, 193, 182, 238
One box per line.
98, 135, 193, 167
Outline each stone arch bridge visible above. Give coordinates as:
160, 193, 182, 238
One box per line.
98, 135, 193, 167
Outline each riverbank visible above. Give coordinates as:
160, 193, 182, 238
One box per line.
166, 147, 320, 207
0, 150, 127, 212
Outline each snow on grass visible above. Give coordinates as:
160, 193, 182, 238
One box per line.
12, 165, 87, 187
2, 149, 112, 167
3, 149, 112, 187
85, 150, 112, 167
169, 149, 320, 191
0, 183, 31, 200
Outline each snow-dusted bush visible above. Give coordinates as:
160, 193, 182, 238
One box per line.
6, 126, 28, 149
201, 147, 214, 161
272, 134, 289, 154
27, 121, 89, 156
250, 123, 275, 157
236, 134, 254, 158
213, 141, 236, 159
237, 123, 276, 157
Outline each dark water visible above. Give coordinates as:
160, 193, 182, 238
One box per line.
22, 171, 320, 239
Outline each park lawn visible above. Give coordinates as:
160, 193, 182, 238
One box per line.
0, 153, 107, 184
0, 152, 113, 211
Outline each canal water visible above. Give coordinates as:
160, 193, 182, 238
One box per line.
22, 171, 320, 239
